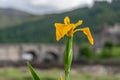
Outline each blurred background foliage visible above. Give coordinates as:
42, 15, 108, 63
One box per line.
77, 42, 120, 62
0, 0, 119, 43
1, 68, 120, 80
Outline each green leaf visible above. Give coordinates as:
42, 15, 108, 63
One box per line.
27, 62, 40, 80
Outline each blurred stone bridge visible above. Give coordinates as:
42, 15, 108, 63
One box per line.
0, 44, 79, 64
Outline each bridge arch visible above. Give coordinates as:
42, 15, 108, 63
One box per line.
21, 51, 37, 62
43, 51, 59, 63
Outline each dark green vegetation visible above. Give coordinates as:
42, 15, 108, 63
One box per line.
0, 0, 119, 43
78, 42, 120, 62
0, 68, 120, 80
78, 44, 93, 59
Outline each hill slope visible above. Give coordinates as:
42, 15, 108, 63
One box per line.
0, 1, 119, 43
0, 8, 44, 29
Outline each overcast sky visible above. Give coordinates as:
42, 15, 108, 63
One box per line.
0, 0, 112, 14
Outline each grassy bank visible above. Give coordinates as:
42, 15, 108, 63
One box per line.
0, 67, 120, 80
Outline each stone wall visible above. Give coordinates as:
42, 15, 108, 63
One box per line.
0, 44, 79, 64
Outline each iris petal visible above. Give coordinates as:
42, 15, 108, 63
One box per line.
74, 27, 94, 45
55, 23, 73, 41
64, 16, 70, 24
82, 27, 94, 45
74, 20, 83, 28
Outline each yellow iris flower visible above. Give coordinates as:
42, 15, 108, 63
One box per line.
55, 16, 94, 45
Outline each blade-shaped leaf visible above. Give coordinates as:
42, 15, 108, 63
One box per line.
27, 62, 40, 80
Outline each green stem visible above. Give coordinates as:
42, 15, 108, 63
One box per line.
64, 36, 73, 80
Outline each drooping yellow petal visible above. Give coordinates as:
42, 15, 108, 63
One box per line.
82, 27, 94, 45
74, 20, 83, 28
55, 23, 73, 41
59, 75, 62, 80
64, 16, 70, 24
74, 27, 94, 45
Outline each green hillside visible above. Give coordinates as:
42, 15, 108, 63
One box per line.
0, 8, 45, 29
0, 0, 119, 43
